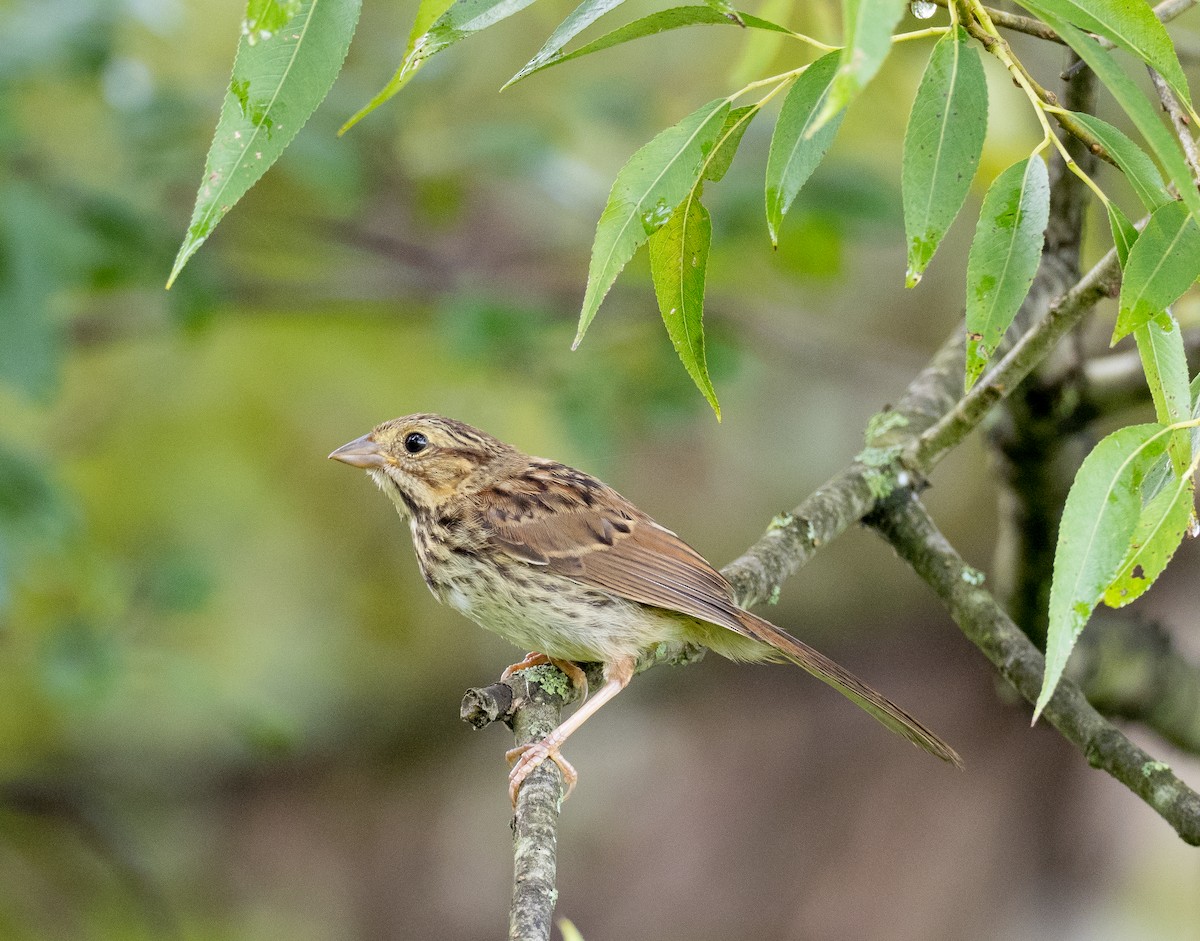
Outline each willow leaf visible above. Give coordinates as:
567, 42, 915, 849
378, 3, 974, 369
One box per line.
169, 0, 362, 286
575, 97, 730, 347
1038, 423, 1170, 720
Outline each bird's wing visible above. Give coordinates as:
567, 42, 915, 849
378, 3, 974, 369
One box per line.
471, 461, 749, 633
473, 460, 963, 767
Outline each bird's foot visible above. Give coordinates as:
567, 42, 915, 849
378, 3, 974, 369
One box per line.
500, 651, 551, 681
500, 652, 589, 705
506, 740, 577, 806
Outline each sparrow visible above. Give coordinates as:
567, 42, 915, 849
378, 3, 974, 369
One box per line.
330, 414, 961, 802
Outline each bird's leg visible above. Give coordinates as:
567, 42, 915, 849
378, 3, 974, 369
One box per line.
500, 652, 589, 705
506, 655, 634, 805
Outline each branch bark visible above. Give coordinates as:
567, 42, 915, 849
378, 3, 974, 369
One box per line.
866, 492, 1200, 846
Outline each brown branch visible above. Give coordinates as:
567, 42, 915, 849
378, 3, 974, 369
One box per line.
867, 492, 1200, 845
931, 0, 1060, 42
1148, 67, 1200, 189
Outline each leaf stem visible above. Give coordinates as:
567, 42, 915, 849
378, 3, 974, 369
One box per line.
953, 0, 1118, 170
892, 26, 953, 44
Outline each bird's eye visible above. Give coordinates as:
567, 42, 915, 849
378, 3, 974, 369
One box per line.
403, 432, 428, 454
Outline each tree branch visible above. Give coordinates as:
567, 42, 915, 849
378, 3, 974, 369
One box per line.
1148, 66, 1200, 188
866, 492, 1200, 846
506, 676, 566, 941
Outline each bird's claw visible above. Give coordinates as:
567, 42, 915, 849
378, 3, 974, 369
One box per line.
500, 652, 589, 705
500, 651, 551, 682
506, 740, 577, 806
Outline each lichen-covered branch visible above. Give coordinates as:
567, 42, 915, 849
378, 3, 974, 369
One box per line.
867, 492, 1200, 846
474, 668, 567, 941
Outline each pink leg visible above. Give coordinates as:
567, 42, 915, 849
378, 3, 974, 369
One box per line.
507, 656, 635, 805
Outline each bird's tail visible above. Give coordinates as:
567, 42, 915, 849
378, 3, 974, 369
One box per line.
736, 610, 963, 768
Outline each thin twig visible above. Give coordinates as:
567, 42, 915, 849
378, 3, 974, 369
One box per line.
931, 0, 1061, 42
1148, 67, 1200, 188
867, 492, 1200, 845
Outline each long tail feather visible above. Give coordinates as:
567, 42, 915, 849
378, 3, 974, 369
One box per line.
737, 611, 963, 768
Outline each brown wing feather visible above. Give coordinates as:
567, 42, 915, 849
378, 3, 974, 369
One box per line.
473, 460, 962, 767
473, 461, 750, 634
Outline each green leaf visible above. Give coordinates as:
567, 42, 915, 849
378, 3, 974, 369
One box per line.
1013, 0, 1191, 108
169, 0, 362, 287
1037, 423, 1171, 719
243, 0, 303, 43
1113, 200, 1200, 342
1070, 112, 1169, 212
341, 0, 536, 132
765, 51, 843, 247
575, 97, 730, 348
1103, 472, 1195, 609
902, 26, 987, 287
963, 156, 1050, 388
1141, 371, 1200, 503
701, 0, 744, 25
649, 190, 720, 418
1015, 3, 1200, 223
504, 0, 630, 88
506, 7, 791, 84
1134, 311, 1192, 475
1105, 200, 1139, 267
812, 0, 906, 133
704, 105, 757, 183
1105, 201, 1191, 473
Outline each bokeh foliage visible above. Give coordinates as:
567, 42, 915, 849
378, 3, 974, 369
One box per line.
2, 0, 1200, 938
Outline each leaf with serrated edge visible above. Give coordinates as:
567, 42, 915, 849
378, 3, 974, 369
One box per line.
704, 106, 757, 183
1135, 312, 1192, 475
1037, 423, 1170, 720
1071, 112, 1169, 213
506, 0, 629, 88
509, 7, 791, 84
1103, 472, 1195, 609
341, 0, 537, 132
1014, 0, 1191, 108
902, 27, 987, 287
169, 0, 362, 286
1114, 200, 1200, 342
1120, 197, 1190, 476
812, 0, 906, 134
963, 156, 1050, 388
766, 52, 843, 246
1142, 350, 1200, 504
575, 98, 730, 347
1016, 4, 1200, 222
649, 190, 720, 418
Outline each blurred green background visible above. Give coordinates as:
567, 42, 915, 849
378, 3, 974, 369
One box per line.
2, 0, 1199, 938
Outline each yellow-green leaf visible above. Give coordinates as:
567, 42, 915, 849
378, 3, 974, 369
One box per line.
964, 156, 1050, 388
575, 97, 730, 348
1038, 423, 1170, 720
649, 190, 719, 418
1103, 472, 1195, 609
902, 26, 987, 287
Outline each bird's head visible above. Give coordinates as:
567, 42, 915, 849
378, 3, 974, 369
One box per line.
329, 414, 512, 518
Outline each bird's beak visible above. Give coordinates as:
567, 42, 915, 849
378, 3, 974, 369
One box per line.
328, 433, 386, 469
